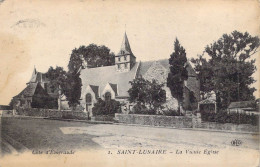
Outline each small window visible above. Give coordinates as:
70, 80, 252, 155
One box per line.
86, 93, 92, 104
118, 57, 121, 62
117, 64, 120, 69
105, 92, 112, 101
124, 56, 127, 61
125, 63, 128, 68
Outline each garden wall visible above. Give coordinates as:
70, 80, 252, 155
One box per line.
194, 121, 259, 132
115, 113, 193, 128
15, 108, 88, 119
115, 113, 258, 133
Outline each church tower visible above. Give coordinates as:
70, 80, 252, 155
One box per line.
115, 32, 136, 72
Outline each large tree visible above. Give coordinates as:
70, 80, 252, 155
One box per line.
68, 44, 115, 73
128, 77, 166, 112
167, 38, 188, 113
67, 44, 115, 107
45, 66, 67, 94
191, 31, 260, 109
64, 72, 82, 109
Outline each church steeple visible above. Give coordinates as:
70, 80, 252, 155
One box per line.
119, 32, 132, 55
115, 32, 136, 72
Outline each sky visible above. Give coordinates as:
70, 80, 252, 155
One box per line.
0, 0, 259, 105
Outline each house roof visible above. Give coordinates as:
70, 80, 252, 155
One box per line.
15, 83, 38, 98
138, 59, 170, 77
109, 83, 118, 96
28, 67, 48, 83
14, 82, 49, 98
89, 85, 99, 98
138, 59, 197, 77
80, 62, 140, 98
228, 101, 256, 109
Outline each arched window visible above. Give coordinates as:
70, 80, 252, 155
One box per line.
105, 92, 112, 101
86, 93, 92, 104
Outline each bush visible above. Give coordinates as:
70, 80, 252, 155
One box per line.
92, 98, 121, 116
163, 109, 184, 116
129, 103, 156, 115
200, 110, 259, 126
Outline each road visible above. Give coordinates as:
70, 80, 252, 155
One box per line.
0, 116, 259, 156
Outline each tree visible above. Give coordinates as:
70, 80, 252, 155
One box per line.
191, 31, 260, 109
66, 44, 115, 107
68, 44, 115, 73
167, 38, 188, 114
128, 77, 166, 112
92, 98, 121, 116
45, 66, 67, 94
64, 72, 82, 109
45, 66, 67, 109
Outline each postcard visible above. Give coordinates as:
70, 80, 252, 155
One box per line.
0, 0, 259, 166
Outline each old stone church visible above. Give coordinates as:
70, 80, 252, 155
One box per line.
80, 33, 200, 116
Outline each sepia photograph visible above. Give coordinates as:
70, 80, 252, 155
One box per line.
0, 0, 259, 166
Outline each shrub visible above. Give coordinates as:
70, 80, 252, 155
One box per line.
163, 109, 184, 116
200, 110, 259, 126
129, 103, 157, 115
92, 98, 121, 116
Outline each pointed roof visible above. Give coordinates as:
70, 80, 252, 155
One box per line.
89, 85, 99, 98
108, 83, 118, 96
14, 82, 49, 98
28, 67, 48, 84
29, 67, 38, 83
118, 32, 133, 55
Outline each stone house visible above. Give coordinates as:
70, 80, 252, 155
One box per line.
80, 33, 200, 116
12, 68, 69, 109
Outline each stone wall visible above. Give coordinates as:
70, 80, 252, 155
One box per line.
195, 122, 259, 132
115, 113, 258, 133
16, 108, 88, 119
115, 113, 193, 128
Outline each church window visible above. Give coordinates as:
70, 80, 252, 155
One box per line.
86, 93, 92, 104
44, 83, 48, 90
105, 92, 112, 101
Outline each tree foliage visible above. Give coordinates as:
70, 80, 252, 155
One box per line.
45, 66, 67, 94
92, 98, 121, 116
68, 44, 115, 73
128, 77, 166, 112
64, 72, 82, 108
167, 38, 188, 112
191, 31, 260, 109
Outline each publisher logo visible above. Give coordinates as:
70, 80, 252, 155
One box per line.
231, 139, 242, 146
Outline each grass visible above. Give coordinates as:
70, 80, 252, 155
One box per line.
1, 117, 101, 152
